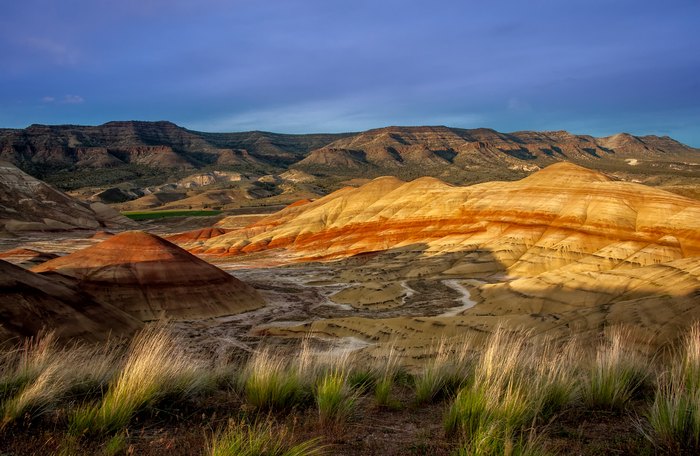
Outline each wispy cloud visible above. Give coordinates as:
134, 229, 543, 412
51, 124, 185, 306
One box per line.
507, 98, 532, 113
187, 97, 485, 133
62, 95, 84, 104
22, 37, 79, 65
41, 95, 85, 104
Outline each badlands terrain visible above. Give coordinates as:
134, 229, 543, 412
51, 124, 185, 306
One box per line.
1, 125, 700, 455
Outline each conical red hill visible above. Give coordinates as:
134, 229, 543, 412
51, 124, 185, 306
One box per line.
0, 260, 141, 342
32, 231, 264, 321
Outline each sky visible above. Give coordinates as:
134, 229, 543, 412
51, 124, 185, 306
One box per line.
1, 0, 699, 146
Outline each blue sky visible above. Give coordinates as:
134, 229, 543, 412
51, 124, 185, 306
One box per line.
1, 0, 699, 145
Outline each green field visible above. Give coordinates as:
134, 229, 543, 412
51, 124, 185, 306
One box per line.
122, 210, 222, 220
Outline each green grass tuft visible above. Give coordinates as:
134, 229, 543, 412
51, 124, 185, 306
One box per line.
208, 420, 324, 456
582, 327, 648, 411
315, 370, 356, 427
243, 349, 307, 411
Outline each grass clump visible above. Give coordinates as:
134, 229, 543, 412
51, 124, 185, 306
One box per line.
372, 346, 401, 409
0, 333, 59, 404
645, 323, 700, 453
102, 432, 128, 456
315, 369, 356, 427
243, 348, 307, 411
445, 329, 534, 437
445, 328, 578, 454
0, 333, 116, 425
348, 369, 376, 392
208, 420, 324, 456
69, 326, 206, 435
582, 327, 648, 411
414, 337, 473, 404
453, 424, 548, 456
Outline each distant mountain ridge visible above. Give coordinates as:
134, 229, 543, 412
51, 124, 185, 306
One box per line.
296, 125, 697, 170
1, 121, 698, 191
0, 121, 349, 173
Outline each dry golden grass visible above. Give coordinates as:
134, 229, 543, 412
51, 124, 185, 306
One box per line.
69, 325, 208, 434
4, 323, 700, 454
644, 323, 700, 453
208, 419, 324, 456
582, 327, 649, 410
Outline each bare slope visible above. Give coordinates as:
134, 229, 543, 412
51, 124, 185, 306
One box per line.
0, 161, 136, 233
0, 260, 141, 342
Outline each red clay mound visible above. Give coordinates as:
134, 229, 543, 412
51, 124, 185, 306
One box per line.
32, 231, 264, 321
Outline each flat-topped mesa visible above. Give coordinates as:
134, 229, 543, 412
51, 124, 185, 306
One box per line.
32, 231, 264, 321
197, 164, 700, 273
0, 260, 141, 342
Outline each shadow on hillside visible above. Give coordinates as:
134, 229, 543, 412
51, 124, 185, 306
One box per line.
278, 242, 700, 350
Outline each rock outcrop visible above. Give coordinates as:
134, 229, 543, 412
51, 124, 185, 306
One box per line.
32, 231, 264, 321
